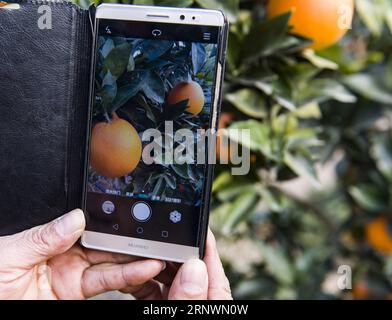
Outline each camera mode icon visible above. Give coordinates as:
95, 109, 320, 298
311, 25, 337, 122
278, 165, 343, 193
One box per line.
169, 211, 182, 223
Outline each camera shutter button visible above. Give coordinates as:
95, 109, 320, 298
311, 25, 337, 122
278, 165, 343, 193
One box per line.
131, 202, 152, 222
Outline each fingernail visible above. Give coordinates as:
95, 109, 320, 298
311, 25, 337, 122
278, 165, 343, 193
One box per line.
180, 259, 207, 296
55, 209, 86, 237
161, 261, 167, 271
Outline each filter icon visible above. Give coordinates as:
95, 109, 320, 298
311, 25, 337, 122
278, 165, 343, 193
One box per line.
169, 211, 182, 223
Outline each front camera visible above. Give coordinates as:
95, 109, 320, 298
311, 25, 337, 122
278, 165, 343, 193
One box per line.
180, 15, 185, 20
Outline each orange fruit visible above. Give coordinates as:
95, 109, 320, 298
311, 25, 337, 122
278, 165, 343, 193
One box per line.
167, 81, 205, 116
352, 281, 372, 300
267, 0, 354, 50
365, 217, 392, 254
216, 112, 234, 163
90, 113, 142, 178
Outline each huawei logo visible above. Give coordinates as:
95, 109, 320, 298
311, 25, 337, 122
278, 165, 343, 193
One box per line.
128, 242, 149, 250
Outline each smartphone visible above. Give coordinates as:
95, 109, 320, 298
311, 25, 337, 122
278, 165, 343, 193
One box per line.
81, 4, 228, 263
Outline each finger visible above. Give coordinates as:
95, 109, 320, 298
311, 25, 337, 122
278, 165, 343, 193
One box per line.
35, 263, 57, 300
162, 284, 170, 300
168, 258, 208, 300
154, 261, 180, 286
204, 230, 232, 300
81, 259, 165, 299
0, 209, 85, 268
84, 249, 141, 265
121, 280, 163, 300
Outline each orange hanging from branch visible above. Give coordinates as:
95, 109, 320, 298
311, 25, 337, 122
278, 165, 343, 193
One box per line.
90, 113, 142, 178
365, 217, 392, 254
267, 0, 354, 50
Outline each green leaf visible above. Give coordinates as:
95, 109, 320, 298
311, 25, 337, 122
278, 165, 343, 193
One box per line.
356, 0, 385, 37
344, 74, 392, 105
101, 38, 115, 59
222, 190, 259, 235
74, 0, 92, 9
134, 94, 157, 123
349, 184, 388, 212
302, 49, 339, 70
102, 71, 117, 87
284, 152, 319, 187
267, 35, 311, 56
104, 43, 132, 77
294, 102, 322, 119
163, 174, 176, 190
242, 12, 291, 62
227, 31, 241, 72
142, 71, 165, 104
210, 202, 232, 232
236, 67, 277, 95
100, 84, 117, 107
138, 40, 174, 61
170, 163, 189, 179
187, 165, 197, 182
386, 57, 392, 89
162, 99, 189, 121
212, 171, 233, 193
298, 78, 357, 105
196, 0, 239, 22
370, 133, 392, 182
268, 78, 296, 111
110, 75, 143, 113
152, 176, 166, 197
259, 244, 295, 285
227, 120, 279, 161
232, 70, 296, 110
192, 43, 207, 75
259, 187, 285, 213
216, 182, 255, 202
383, 0, 392, 33
286, 128, 324, 150
133, 0, 154, 4
127, 54, 135, 72
225, 89, 267, 119
153, 0, 193, 7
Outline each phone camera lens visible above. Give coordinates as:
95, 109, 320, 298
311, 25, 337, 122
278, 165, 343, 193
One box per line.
180, 15, 185, 20
192, 16, 196, 20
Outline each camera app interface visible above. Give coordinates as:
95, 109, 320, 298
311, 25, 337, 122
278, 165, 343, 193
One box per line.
86, 19, 221, 247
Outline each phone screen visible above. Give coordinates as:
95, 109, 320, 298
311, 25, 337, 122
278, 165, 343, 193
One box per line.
85, 18, 222, 250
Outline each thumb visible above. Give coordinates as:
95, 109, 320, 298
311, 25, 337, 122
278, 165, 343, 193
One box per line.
2, 209, 85, 269
168, 258, 208, 300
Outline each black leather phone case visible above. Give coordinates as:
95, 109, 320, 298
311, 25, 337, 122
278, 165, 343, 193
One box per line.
0, 0, 92, 236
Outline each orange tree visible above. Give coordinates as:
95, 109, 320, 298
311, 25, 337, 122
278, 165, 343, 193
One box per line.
75, 0, 392, 299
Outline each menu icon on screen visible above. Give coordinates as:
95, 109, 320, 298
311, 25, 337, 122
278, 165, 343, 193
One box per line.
203, 32, 211, 41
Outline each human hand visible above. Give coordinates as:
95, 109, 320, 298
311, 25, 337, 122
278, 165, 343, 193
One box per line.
0, 209, 165, 300
131, 230, 232, 300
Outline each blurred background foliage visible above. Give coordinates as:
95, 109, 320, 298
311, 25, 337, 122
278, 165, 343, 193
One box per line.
75, 0, 392, 299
